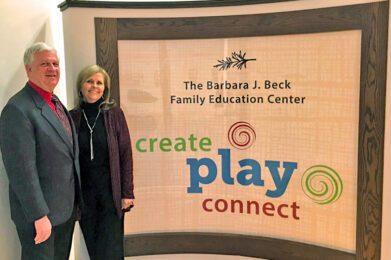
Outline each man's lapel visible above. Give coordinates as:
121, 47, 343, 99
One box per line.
26, 85, 74, 156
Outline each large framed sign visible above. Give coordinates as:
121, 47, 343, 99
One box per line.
95, 2, 387, 259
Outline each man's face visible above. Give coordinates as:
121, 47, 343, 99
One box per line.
25, 51, 60, 92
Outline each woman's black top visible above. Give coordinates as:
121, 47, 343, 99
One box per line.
79, 100, 110, 190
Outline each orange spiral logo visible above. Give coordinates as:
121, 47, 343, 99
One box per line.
228, 122, 256, 150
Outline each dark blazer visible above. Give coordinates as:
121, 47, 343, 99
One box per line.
0, 83, 81, 228
70, 106, 134, 218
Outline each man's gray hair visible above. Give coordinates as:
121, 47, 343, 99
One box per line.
23, 42, 57, 66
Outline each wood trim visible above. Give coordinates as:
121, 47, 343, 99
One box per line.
59, 0, 297, 12
125, 233, 355, 259
356, 3, 388, 259
95, 18, 120, 104
116, 6, 363, 40
95, 2, 388, 259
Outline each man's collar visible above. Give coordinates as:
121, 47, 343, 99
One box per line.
28, 80, 53, 103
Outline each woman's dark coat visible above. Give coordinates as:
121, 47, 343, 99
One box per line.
70, 106, 134, 218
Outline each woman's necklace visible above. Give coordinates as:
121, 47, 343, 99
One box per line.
82, 109, 101, 160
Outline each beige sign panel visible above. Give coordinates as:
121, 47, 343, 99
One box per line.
118, 30, 361, 252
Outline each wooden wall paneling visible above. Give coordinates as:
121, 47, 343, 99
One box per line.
356, 3, 388, 260
95, 18, 120, 104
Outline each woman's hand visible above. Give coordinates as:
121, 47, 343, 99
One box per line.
121, 198, 134, 210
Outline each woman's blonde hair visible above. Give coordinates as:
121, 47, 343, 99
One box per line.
76, 65, 116, 110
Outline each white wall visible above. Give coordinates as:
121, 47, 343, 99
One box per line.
0, 1, 66, 259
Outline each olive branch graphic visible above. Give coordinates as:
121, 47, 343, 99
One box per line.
214, 51, 256, 70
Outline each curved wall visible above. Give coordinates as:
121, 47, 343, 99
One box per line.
61, 1, 390, 259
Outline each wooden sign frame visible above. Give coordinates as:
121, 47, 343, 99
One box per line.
94, 2, 388, 259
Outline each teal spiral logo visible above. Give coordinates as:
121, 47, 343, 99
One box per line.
301, 165, 343, 205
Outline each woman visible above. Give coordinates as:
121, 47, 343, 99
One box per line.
70, 65, 134, 260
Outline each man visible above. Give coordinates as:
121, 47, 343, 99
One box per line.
0, 42, 81, 260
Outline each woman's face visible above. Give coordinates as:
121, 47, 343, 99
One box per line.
81, 72, 105, 103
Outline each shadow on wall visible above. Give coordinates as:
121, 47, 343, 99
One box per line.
1, 21, 48, 110
0, 152, 20, 259
0, 64, 26, 110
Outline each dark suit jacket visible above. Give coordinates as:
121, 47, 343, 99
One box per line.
70, 106, 134, 218
0, 83, 81, 228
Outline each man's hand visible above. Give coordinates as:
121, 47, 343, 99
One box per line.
121, 198, 134, 210
34, 215, 52, 244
